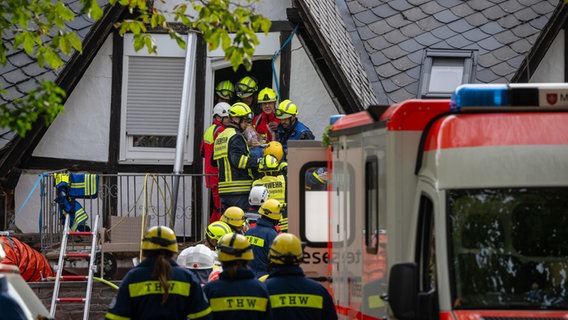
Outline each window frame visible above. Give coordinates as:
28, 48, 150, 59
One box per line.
119, 33, 197, 164
418, 49, 476, 99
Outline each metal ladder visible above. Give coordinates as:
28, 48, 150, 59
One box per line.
50, 213, 99, 320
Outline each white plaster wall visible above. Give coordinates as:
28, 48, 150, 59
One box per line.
531, 30, 564, 83
33, 35, 113, 161
289, 37, 339, 140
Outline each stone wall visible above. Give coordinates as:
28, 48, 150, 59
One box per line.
30, 280, 120, 319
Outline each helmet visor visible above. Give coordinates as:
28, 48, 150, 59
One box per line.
275, 108, 293, 119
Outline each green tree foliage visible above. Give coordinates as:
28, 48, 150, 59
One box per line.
0, 0, 271, 136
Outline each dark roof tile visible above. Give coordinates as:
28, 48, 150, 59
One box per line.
384, 29, 408, 44
477, 36, 503, 50
376, 62, 400, 78
506, 54, 526, 69
461, 28, 490, 42
482, 5, 508, 20
407, 50, 424, 64
406, 65, 422, 79
447, 19, 475, 33
494, 29, 517, 45
414, 32, 441, 46
529, 15, 550, 29
468, 0, 495, 11
491, 45, 517, 61
370, 3, 399, 18
437, 0, 465, 8
491, 61, 515, 76
346, 0, 367, 14
434, 9, 461, 23
402, 7, 428, 21
514, 6, 540, 21
480, 21, 505, 35
510, 38, 532, 53
416, 16, 444, 31
444, 34, 471, 48
366, 36, 391, 50
390, 87, 414, 102
387, 0, 414, 11
511, 22, 538, 37
464, 12, 491, 27
382, 45, 408, 59
391, 71, 415, 87
419, 1, 445, 15
368, 19, 390, 35
476, 67, 503, 82
381, 78, 399, 93
398, 37, 422, 52
400, 23, 424, 37
532, 0, 555, 14
431, 25, 458, 40
477, 52, 500, 68
450, 3, 476, 17
385, 13, 412, 29
357, 26, 377, 41
391, 56, 415, 72
353, 10, 381, 25
408, 0, 431, 5
370, 50, 389, 66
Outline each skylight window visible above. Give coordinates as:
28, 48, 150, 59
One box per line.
419, 49, 476, 98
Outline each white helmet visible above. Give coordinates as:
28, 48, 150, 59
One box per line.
213, 102, 231, 118
177, 244, 215, 270
249, 185, 270, 206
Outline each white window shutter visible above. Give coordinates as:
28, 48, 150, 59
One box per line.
125, 56, 185, 136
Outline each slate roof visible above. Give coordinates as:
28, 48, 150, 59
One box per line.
297, 0, 562, 105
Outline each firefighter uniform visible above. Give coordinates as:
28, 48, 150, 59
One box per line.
105, 256, 212, 320
203, 267, 272, 319
264, 265, 338, 320
213, 125, 257, 211
245, 217, 279, 278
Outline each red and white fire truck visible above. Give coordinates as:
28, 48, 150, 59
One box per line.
287, 83, 568, 319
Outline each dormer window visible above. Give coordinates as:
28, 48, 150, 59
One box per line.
419, 49, 476, 98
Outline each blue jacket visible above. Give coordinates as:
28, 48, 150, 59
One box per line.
105, 256, 212, 320
276, 119, 315, 148
264, 265, 337, 320
203, 267, 272, 320
245, 218, 279, 277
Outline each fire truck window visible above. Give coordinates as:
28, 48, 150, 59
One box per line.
365, 157, 379, 253
304, 166, 329, 243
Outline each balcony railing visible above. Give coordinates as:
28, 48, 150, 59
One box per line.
39, 171, 205, 251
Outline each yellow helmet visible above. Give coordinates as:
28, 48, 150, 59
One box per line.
235, 76, 258, 98
275, 99, 298, 119
259, 154, 280, 173
220, 206, 246, 228
229, 102, 253, 122
257, 87, 277, 103
263, 141, 284, 162
258, 199, 284, 220
217, 233, 254, 262
215, 80, 234, 100
205, 221, 231, 241
141, 226, 178, 253
269, 233, 303, 265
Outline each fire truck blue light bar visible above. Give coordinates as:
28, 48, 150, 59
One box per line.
451, 83, 568, 110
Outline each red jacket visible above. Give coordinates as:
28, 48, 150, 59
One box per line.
252, 112, 279, 142
201, 119, 225, 188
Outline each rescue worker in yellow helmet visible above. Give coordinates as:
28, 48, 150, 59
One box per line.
220, 206, 247, 234
106, 226, 212, 320
253, 87, 280, 142
204, 220, 232, 250
263, 233, 338, 319
203, 233, 272, 319
263, 140, 288, 174
235, 75, 259, 112
275, 99, 315, 149
253, 154, 287, 205
213, 102, 260, 212
245, 199, 284, 278
215, 80, 234, 103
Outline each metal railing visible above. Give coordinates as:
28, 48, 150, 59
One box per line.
40, 172, 205, 250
